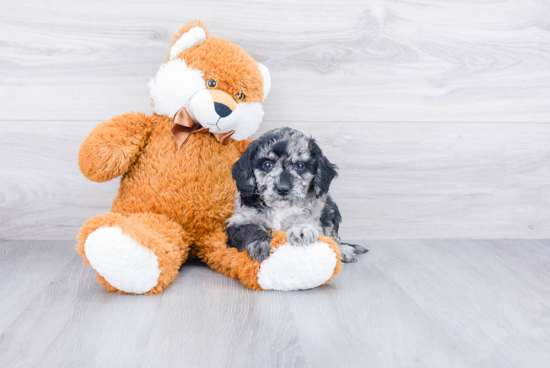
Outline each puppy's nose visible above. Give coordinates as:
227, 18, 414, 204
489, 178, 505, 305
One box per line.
214, 102, 233, 118
277, 184, 290, 196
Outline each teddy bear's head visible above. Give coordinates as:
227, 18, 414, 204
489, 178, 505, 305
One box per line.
149, 20, 271, 141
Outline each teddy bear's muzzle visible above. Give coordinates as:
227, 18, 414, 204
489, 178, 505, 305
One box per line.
209, 89, 237, 118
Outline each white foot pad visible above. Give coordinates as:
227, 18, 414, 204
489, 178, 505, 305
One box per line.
257, 241, 338, 291
84, 226, 161, 294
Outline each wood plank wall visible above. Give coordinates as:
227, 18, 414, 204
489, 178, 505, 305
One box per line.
1, 0, 549, 240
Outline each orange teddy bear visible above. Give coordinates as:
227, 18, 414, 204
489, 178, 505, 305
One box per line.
76, 20, 342, 294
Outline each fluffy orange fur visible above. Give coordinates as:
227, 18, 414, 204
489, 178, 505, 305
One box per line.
77, 113, 252, 293
169, 21, 265, 103
76, 20, 340, 294
77, 211, 189, 294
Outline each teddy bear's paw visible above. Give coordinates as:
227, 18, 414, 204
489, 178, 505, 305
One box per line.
257, 241, 338, 291
84, 226, 161, 294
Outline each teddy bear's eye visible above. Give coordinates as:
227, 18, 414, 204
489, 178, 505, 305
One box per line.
207, 79, 217, 89
236, 92, 245, 101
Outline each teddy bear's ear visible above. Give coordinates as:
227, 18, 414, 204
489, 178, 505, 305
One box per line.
258, 63, 271, 101
169, 21, 208, 60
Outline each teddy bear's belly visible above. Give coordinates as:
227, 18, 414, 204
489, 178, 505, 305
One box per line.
111, 133, 241, 236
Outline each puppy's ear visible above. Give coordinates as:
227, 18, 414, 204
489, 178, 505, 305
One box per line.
232, 140, 260, 198
310, 139, 338, 198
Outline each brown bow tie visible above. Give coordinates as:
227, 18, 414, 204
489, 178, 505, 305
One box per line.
170, 107, 235, 148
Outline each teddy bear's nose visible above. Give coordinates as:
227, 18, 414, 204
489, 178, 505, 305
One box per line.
214, 102, 233, 118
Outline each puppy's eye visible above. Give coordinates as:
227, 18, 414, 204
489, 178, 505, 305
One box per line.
295, 162, 305, 171
262, 160, 274, 170
236, 92, 245, 101
207, 79, 217, 89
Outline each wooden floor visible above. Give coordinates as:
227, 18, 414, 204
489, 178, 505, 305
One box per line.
1, 1, 550, 367
1, 239, 549, 368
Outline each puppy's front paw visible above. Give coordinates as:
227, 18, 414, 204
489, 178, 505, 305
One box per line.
245, 239, 272, 262
287, 225, 320, 246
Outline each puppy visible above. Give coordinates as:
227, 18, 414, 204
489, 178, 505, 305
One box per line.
224, 127, 367, 263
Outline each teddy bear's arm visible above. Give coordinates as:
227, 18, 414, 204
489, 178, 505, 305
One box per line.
78, 112, 155, 182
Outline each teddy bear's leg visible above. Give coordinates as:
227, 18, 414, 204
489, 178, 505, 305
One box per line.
76, 212, 190, 295
196, 229, 343, 291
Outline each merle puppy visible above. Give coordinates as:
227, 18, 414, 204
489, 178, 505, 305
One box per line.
224, 127, 367, 263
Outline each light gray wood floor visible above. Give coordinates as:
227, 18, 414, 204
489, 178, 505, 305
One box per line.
1, 239, 549, 368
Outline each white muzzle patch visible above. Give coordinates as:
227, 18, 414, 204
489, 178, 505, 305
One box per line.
149, 59, 266, 141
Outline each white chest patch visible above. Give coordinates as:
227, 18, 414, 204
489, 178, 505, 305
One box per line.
268, 206, 310, 231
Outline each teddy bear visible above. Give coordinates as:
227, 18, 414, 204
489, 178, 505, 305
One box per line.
76, 20, 342, 294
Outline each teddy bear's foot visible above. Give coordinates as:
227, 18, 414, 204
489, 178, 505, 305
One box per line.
198, 230, 342, 291
256, 237, 341, 291
77, 212, 190, 295
85, 226, 162, 294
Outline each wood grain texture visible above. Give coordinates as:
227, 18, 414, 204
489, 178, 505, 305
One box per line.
1, 0, 550, 240
0, 240, 76, 333
1, 0, 550, 122
0, 239, 549, 368
1, 120, 549, 240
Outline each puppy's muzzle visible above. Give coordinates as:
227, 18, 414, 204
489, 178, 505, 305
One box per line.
209, 90, 237, 118
276, 170, 293, 196
276, 184, 290, 196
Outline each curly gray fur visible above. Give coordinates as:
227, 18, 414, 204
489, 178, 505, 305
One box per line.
225, 127, 368, 262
